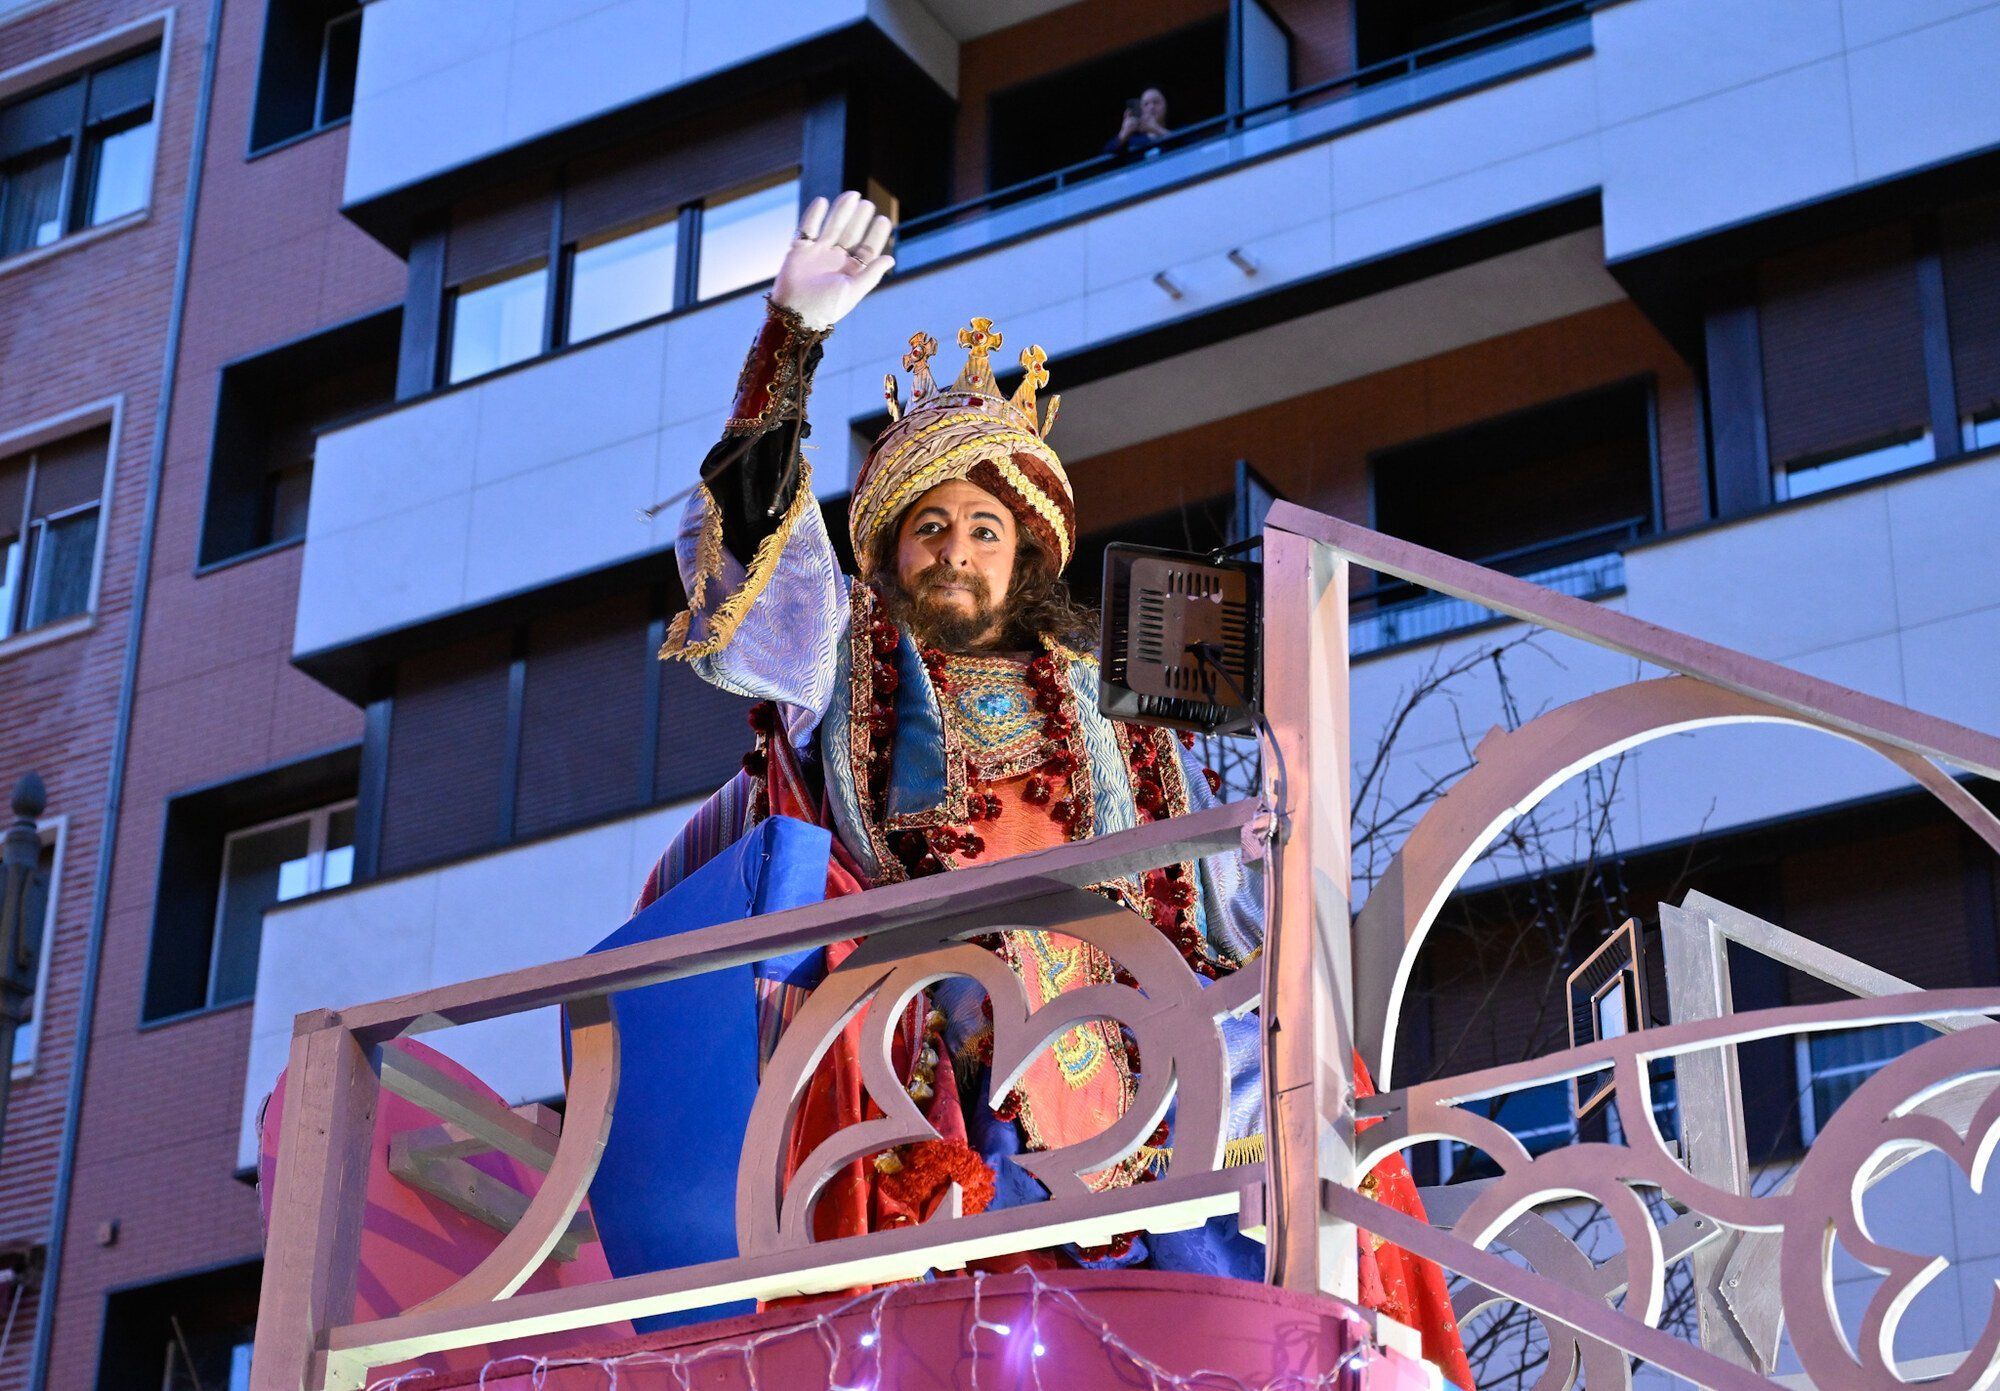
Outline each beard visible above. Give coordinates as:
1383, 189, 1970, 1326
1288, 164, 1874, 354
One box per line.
879, 562, 1008, 654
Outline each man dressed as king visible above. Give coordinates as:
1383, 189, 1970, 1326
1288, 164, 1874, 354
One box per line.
641, 189, 1472, 1388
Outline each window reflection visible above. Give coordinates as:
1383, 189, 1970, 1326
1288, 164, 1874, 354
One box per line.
85, 117, 156, 226
1778, 430, 1935, 500
447, 264, 548, 384
568, 215, 678, 344
209, 802, 357, 1009
697, 175, 798, 302
0, 148, 69, 255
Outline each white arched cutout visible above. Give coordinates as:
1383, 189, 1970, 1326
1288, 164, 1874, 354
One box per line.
1355, 675, 2000, 1087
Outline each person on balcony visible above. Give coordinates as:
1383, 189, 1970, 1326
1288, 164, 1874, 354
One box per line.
1105, 87, 1173, 159
641, 189, 1472, 1389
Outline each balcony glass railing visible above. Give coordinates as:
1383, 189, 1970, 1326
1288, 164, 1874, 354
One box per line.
896, 0, 1591, 269
1350, 517, 1643, 656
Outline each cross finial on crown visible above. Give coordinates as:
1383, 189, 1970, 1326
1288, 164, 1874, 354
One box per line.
1018, 344, 1049, 392
901, 330, 939, 401
958, 317, 1001, 356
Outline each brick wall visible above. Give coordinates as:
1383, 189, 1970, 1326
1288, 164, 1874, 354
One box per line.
30, 0, 404, 1379
0, 3, 202, 1385
1070, 300, 1709, 538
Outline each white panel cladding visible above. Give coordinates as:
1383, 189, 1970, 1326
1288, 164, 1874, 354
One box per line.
304, 0, 2000, 654
302, 77, 1611, 655
240, 801, 699, 1171
1343, 451, 2000, 897
1845, 2, 2000, 183
1592, 0, 2000, 256
343, 0, 954, 205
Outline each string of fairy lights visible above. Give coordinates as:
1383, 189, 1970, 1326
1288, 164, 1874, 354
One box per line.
359, 1269, 1388, 1391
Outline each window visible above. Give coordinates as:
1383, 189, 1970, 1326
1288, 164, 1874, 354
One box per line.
209, 803, 354, 1008
249, 0, 362, 151
983, 20, 1228, 193
1776, 431, 1936, 501
419, 91, 814, 387
316, 10, 361, 126
373, 592, 749, 875
695, 174, 800, 302
0, 426, 108, 640
1360, 381, 1654, 654
437, 172, 802, 385
1796, 1022, 1932, 1144
201, 309, 400, 566
10, 834, 56, 1072
1966, 412, 2000, 454
143, 748, 359, 1023
0, 47, 158, 258
567, 214, 678, 345
96, 1260, 260, 1391
1943, 195, 2000, 455
446, 263, 549, 384
1760, 224, 1935, 495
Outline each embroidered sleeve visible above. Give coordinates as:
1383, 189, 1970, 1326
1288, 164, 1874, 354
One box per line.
1178, 738, 1265, 967
661, 460, 850, 723
703, 298, 832, 561
660, 299, 847, 722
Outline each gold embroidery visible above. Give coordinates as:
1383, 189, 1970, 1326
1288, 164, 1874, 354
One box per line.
940, 653, 1051, 779
659, 461, 818, 663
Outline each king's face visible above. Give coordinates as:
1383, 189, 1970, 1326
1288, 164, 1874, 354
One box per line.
893, 478, 1019, 644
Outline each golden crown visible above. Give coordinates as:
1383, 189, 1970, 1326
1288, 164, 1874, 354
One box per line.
881, 317, 1060, 439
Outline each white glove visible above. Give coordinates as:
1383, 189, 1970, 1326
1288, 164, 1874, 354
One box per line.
770, 190, 896, 331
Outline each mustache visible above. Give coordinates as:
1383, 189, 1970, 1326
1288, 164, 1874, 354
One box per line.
909, 563, 994, 605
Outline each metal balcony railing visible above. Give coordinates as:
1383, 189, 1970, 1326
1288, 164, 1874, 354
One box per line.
898, 0, 1591, 251
1349, 517, 1645, 655
251, 506, 2000, 1391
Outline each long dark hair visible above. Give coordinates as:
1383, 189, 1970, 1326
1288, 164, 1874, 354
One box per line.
869, 524, 1099, 653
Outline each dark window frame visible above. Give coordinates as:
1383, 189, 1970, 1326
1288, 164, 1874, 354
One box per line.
1365, 376, 1662, 560
433, 166, 803, 390
362, 581, 752, 881
96, 1257, 261, 1391
1708, 200, 2000, 518
246, 0, 363, 156
0, 428, 110, 641
0, 44, 160, 258
195, 305, 402, 571
139, 746, 361, 1027
1355, 376, 1661, 658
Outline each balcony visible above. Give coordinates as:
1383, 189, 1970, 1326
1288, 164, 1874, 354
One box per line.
340, 0, 956, 209
1345, 446, 2000, 868
248, 505, 2000, 1391
897, 0, 1593, 271
1350, 520, 1637, 656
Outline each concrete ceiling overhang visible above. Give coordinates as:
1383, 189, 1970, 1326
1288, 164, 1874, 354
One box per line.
913, 0, 1081, 41
1055, 229, 1625, 464
843, 213, 1626, 476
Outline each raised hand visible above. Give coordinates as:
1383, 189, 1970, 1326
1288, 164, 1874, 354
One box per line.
771, 190, 895, 331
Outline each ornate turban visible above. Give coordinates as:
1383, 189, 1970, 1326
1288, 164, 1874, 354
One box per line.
850, 318, 1074, 573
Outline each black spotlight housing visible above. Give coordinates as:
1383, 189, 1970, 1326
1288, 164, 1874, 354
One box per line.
1098, 543, 1262, 735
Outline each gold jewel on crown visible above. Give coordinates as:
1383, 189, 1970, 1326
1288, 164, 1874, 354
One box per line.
882, 317, 1060, 440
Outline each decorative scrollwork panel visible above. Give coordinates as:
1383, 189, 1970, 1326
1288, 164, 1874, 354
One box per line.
735, 886, 1261, 1258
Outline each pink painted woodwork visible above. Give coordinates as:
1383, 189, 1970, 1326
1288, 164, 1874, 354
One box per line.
258, 1037, 630, 1380
388, 1269, 1430, 1391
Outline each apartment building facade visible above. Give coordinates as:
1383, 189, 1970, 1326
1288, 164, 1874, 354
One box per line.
3, 0, 1999, 1385
0, 0, 201, 1385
